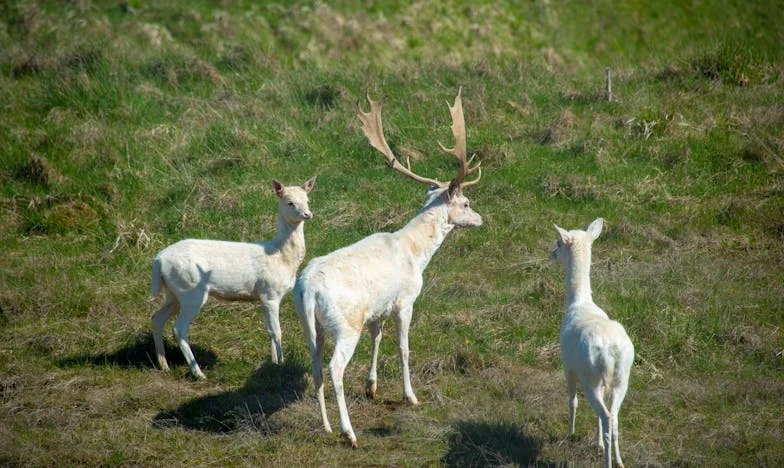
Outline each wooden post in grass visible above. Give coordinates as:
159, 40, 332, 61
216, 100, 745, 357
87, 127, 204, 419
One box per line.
605, 67, 612, 102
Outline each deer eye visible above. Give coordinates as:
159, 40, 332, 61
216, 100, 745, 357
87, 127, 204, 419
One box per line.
288, 201, 295, 206
463, 202, 469, 208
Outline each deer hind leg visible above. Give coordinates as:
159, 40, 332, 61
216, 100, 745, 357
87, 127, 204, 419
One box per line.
583, 382, 613, 468
597, 415, 605, 453
609, 378, 630, 468
303, 316, 331, 433
565, 368, 578, 435
173, 292, 208, 380
365, 320, 383, 399
151, 293, 177, 371
329, 331, 361, 448
314, 323, 331, 433
296, 289, 331, 433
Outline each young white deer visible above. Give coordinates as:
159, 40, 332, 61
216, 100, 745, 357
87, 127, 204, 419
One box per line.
149, 177, 316, 380
293, 89, 482, 448
550, 218, 635, 468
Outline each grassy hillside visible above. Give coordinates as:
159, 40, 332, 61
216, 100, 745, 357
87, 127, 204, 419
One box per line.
1, 0, 783, 465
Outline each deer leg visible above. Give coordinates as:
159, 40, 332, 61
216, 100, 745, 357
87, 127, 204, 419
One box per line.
151, 293, 177, 371
173, 293, 208, 380
329, 331, 361, 448
609, 379, 630, 468
566, 368, 578, 435
597, 416, 605, 453
261, 298, 283, 364
583, 383, 612, 468
302, 314, 331, 433
395, 306, 418, 405
314, 323, 331, 432
365, 320, 383, 399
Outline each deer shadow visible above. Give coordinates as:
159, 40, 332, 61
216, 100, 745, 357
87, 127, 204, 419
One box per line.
152, 357, 309, 433
57, 331, 217, 370
441, 420, 555, 467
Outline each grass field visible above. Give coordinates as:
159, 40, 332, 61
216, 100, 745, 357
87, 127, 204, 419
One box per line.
1, 0, 783, 465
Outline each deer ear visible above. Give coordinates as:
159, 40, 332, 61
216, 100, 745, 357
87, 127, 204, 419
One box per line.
301, 175, 317, 193
586, 218, 604, 240
272, 179, 284, 198
446, 179, 461, 201
554, 224, 571, 243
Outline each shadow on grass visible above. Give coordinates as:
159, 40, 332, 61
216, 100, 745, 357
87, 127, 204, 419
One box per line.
152, 358, 308, 433
441, 421, 553, 467
57, 331, 217, 370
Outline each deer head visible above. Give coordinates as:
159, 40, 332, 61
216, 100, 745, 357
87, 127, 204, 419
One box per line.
273, 176, 316, 223
550, 218, 604, 265
357, 88, 482, 227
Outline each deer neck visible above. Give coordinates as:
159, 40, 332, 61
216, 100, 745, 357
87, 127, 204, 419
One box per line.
398, 204, 453, 272
271, 211, 306, 268
564, 246, 593, 306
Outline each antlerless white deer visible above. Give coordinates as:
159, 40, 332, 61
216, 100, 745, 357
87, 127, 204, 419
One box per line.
150, 177, 316, 379
294, 89, 482, 448
550, 218, 634, 468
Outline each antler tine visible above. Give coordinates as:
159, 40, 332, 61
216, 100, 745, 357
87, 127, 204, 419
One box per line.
437, 87, 481, 188
460, 165, 482, 187
358, 94, 445, 188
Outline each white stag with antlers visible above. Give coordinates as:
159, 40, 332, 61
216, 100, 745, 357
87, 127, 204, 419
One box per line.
293, 88, 482, 448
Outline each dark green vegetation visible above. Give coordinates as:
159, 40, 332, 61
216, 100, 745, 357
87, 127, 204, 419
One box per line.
2, 0, 783, 465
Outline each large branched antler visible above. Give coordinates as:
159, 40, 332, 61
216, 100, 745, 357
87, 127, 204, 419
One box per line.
357, 94, 445, 188
357, 88, 481, 190
438, 87, 482, 189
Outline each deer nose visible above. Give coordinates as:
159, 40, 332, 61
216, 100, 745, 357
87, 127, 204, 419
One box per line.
303, 211, 313, 219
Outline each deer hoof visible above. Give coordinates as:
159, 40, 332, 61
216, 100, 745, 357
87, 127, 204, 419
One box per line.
365, 381, 377, 399
342, 433, 358, 449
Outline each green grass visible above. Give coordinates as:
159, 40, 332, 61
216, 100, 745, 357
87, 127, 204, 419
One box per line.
2, 0, 783, 465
